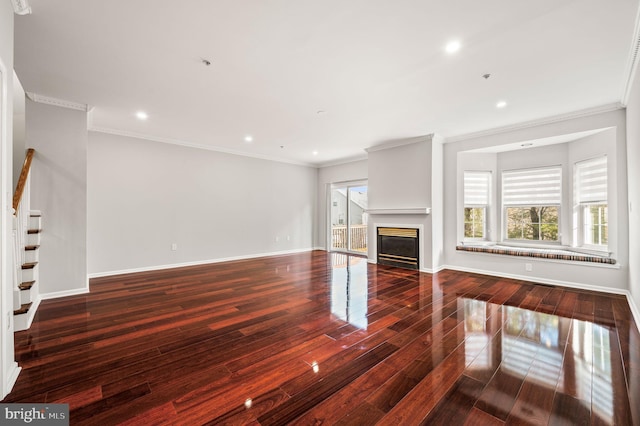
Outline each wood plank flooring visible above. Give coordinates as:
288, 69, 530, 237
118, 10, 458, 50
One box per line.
3, 251, 639, 425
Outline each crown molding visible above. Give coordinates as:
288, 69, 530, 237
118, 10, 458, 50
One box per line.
622, 2, 640, 106
365, 134, 434, 153
317, 154, 368, 168
89, 127, 316, 168
445, 103, 623, 144
11, 0, 31, 15
26, 92, 90, 112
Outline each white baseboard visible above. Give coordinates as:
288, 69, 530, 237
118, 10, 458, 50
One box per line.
442, 264, 628, 296
424, 265, 446, 274
14, 295, 42, 331
442, 264, 640, 331
625, 292, 640, 334
88, 248, 318, 279
40, 287, 90, 300
3, 362, 21, 399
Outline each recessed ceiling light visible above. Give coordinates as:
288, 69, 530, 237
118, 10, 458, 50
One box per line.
136, 111, 148, 120
312, 151, 319, 156
244, 135, 253, 143
445, 40, 461, 54
496, 101, 507, 108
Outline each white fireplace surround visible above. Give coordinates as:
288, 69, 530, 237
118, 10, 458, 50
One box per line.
369, 222, 426, 273
365, 207, 431, 215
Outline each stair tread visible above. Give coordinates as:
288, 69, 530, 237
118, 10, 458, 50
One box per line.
14, 302, 32, 316
21, 262, 38, 270
27, 229, 42, 234
19, 281, 35, 291
25, 245, 40, 251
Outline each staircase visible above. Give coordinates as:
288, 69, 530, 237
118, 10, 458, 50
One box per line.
12, 148, 41, 332
13, 212, 42, 331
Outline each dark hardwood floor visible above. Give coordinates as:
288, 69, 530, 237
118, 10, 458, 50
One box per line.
4, 251, 639, 425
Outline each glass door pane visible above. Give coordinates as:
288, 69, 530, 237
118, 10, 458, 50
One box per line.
331, 187, 348, 251
348, 186, 368, 253
330, 183, 368, 253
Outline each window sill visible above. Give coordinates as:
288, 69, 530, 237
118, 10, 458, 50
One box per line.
456, 243, 616, 265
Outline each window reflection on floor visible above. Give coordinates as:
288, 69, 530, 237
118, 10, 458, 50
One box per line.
564, 320, 613, 422
463, 299, 490, 368
502, 306, 562, 382
330, 253, 368, 329
462, 299, 614, 424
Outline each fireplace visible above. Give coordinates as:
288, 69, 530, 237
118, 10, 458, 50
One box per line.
377, 227, 419, 270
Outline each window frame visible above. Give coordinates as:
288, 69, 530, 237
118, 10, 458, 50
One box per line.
503, 205, 561, 243
574, 156, 608, 252
463, 171, 491, 241
501, 166, 562, 245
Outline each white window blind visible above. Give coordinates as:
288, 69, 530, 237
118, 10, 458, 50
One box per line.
502, 167, 562, 205
575, 156, 607, 203
464, 171, 491, 205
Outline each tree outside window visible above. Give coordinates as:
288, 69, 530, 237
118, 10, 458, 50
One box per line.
502, 167, 561, 243
506, 206, 559, 241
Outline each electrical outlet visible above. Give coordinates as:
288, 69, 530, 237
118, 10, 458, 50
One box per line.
275, 236, 279, 242
287, 235, 291, 241
525, 263, 533, 272
171, 243, 178, 251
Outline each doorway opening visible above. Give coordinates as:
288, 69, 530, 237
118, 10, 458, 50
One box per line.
329, 182, 368, 254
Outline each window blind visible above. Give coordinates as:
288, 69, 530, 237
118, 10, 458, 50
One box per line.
464, 171, 491, 205
502, 167, 562, 205
575, 156, 607, 203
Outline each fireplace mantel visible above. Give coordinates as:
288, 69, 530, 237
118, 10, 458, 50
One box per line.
365, 208, 431, 215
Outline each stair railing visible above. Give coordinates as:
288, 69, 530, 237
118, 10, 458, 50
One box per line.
12, 148, 35, 299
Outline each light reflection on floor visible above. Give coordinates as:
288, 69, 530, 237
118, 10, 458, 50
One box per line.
330, 253, 368, 329
327, 252, 616, 424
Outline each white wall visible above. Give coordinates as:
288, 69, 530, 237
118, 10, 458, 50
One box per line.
26, 100, 88, 296
368, 139, 432, 209
88, 132, 317, 275
367, 137, 439, 271
444, 109, 629, 292
0, 0, 18, 399
627, 67, 640, 311
12, 72, 24, 188
431, 136, 444, 269
316, 159, 368, 249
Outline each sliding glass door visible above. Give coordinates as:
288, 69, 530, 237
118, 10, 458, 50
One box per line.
330, 182, 368, 254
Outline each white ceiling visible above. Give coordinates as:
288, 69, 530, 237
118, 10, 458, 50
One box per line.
13, 0, 640, 166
